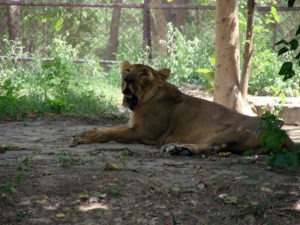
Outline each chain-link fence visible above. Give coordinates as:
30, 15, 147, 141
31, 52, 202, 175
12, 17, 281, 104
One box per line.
0, 0, 299, 68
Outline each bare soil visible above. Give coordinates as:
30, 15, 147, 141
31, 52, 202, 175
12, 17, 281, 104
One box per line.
0, 116, 299, 225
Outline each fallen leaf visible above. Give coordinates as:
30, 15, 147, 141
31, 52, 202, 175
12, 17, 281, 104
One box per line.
218, 193, 238, 204
218, 152, 232, 157
0, 144, 21, 153
56, 213, 65, 218
94, 192, 107, 199
78, 193, 90, 201
104, 162, 121, 171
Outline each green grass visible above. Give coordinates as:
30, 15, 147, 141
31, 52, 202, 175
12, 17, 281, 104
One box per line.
1, 29, 300, 121
0, 40, 124, 120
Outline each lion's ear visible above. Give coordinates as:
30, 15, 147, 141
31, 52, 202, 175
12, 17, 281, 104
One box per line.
122, 61, 131, 72
157, 69, 171, 81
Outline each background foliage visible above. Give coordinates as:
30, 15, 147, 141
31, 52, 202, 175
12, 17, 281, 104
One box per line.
0, 0, 300, 120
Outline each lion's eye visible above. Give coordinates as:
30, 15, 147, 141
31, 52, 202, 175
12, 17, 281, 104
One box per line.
140, 70, 148, 77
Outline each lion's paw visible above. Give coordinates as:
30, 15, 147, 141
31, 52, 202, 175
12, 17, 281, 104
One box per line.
70, 132, 86, 147
70, 129, 99, 147
160, 144, 193, 156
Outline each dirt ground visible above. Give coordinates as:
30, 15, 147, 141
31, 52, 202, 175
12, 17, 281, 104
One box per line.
0, 116, 300, 225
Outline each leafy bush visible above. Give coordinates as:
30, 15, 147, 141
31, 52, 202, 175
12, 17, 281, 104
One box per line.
157, 23, 213, 86
117, 23, 214, 88
249, 49, 300, 97
256, 112, 300, 168
0, 39, 121, 120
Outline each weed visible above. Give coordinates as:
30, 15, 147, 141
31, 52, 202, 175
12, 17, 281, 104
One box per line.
87, 151, 101, 157
3, 161, 10, 167
117, 149, 133, 169
22, 154, 33, 167
147, 182, 157, 192
14, 173, 25, 182
0, 182, 17, 194
58, 151, 80, 167
17, 210, 27, 220
106, 185, 120, 197
252, 203, 266, 217
66, 207, 79, 217
169, 186, 181, 194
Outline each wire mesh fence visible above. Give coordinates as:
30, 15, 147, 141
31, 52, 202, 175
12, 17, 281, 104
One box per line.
0, 0, 299, 68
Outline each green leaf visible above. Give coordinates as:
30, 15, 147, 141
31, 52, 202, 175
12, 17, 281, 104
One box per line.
275, 39, 288, 46
210, 53, 216, 65
295, 52, 300, 60
289, 39, 299, 50
203, 72, 215, 82
278, 47, 289, 56
267, 154, 278, 167
52, 18, 63, 32
278, 62, 295, 81
260, 129, 287, 150
283, 70, 295, 81
196, 68, 212, 74
296, 23, 300, 36
278, 62, 293, 75
275, 152, 298, 167
287, 0, 295, 7
286, 152, 299, 167
270, 7, 280, 23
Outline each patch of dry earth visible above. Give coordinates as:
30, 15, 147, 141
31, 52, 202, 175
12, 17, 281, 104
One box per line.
0, 117, 299, 225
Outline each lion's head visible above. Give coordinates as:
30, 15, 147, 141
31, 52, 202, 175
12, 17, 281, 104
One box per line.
121, 61, 170, 110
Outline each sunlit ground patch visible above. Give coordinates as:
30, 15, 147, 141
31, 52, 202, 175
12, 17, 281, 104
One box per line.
293, 199, 300, 211
78, 202, 109, 212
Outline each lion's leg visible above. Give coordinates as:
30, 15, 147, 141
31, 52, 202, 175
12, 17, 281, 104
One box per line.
71, 126, 144, 146
161, 143, 213, 156
161, 127, 260, 155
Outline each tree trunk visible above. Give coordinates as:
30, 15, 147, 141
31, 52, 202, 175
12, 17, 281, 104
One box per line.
143, 0, 152, 61
106, 0, 122, 60
240, 0, 255, 101
151, 0, 167, 54
214, 0, 254, 115
174, 0, 188, 29
7, 2, 21, 41
0, 10, 7, 48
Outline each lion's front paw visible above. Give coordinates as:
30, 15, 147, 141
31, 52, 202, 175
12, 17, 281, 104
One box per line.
70, 129, 104, 147
160, 144, 193, 156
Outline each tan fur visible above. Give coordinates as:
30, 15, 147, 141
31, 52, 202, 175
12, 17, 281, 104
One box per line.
72, 62, 295, 155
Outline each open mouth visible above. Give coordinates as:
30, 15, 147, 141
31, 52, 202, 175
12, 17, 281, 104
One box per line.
123, 92, 138, 110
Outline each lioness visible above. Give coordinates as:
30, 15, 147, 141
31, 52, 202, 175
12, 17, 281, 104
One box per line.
72, 61, 295, 155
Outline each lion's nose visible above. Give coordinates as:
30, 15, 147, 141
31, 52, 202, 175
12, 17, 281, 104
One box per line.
124, 76, 135, 83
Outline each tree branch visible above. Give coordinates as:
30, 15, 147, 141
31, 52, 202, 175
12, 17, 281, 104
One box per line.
240, 0, 255, 101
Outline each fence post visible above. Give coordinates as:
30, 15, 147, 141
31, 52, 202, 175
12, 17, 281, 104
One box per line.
143, 0, 152, 62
